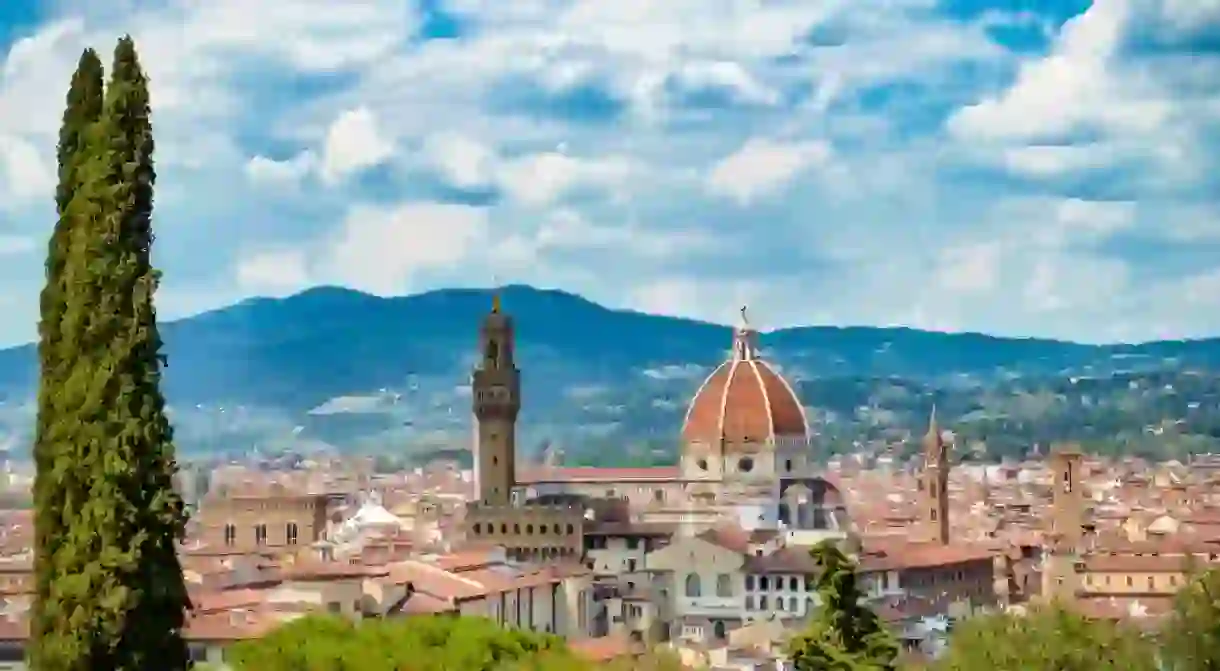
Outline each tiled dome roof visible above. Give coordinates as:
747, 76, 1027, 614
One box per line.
680, 308, 807, 450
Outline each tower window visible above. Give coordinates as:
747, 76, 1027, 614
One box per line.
223, 524, 236, 546
785, 459, 793, 472
739, 457, 754, 472
487, 341, 500, 366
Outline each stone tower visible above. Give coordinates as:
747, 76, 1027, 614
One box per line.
472, 291, 520, 507
1044, 445, 1085, 602
920, 407, 950, 545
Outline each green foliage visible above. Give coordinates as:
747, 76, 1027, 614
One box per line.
30, 45, 105, 671
226, 614, 579, 671
933, 605, 1157, 671
1162, 568, 1220, 671
29, 36, 188, 671
787, 541, 898, 671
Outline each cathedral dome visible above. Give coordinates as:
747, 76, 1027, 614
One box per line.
681, 308, 808, 453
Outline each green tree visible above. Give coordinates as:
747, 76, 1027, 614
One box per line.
1162, 567, 1220, 671
934, 604, 1157, 671
29, 46, 105, 669
226, 614, 576, 671
28, 36, 189, 671
787, 541, 898, 671
29, 47, 104, 663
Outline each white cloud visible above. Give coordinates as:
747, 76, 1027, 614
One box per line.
422, 133, 495, 189
706, 138, 831, 205
235, 249, 311, 294
319, 107, 394, 184
320, 202, 490, 294
495, 152, 634, 207
0, 135, 54, 204
0, 0, 1209, 346
244, 152, 316, 188
947, 0, 1164, 143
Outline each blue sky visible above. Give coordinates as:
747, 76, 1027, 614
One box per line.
0, 0, 1216, 346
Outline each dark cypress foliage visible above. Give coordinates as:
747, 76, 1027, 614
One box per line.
29, 36, 189, 670
30, 47, 104, 669
787, 541, 899, 671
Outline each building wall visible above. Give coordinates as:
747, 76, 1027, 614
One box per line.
1081, 570, 1187, 595
270, 579, 365, 619
196, 494, 332, 551
899, 559, 996, 611
464, 504, 585, 559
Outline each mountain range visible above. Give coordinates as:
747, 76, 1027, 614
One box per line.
0, 285, 1216, 462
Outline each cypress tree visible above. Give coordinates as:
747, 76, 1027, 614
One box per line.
787, 541, 898, 671
28, 36, 190, 670
30, 47, 105, 668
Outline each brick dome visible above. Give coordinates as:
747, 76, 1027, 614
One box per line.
681, 310, 807, 451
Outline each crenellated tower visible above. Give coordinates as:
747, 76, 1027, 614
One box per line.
472, 291, 520, 507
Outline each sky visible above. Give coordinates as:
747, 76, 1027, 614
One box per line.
0, 0, 1216, 346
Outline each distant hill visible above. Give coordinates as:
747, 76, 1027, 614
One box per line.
0, 285, 1216, 460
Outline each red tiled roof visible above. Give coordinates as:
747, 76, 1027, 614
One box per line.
517, 467, 680, 483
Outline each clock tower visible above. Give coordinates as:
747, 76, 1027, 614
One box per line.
472, 291, 520, 507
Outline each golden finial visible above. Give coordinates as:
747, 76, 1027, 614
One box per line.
491, 276, 501, 314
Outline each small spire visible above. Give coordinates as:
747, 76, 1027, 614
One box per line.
491, 276, 501, 314
924, 404, 945, 455
732, 305, 759, 361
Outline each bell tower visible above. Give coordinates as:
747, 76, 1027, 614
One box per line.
472, 291, 520, 507
1044, 445, 1085, 603
919, 407, 950, 545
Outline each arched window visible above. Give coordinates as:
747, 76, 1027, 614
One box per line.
223, 524, 236, 546
254, 524, 267, 546
684, 573, 702, 597
286, 522, 299, 545
716, 574, 732, 597
713, 621, 727, 639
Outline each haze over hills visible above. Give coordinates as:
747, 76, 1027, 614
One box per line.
0, 285, 1216, 462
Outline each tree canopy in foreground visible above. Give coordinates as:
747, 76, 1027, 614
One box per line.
226, 614, 619, 671
932, 604, 1157, 671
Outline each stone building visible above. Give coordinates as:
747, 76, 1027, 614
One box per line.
462, 292, 586, 560
194, 487, 338, 552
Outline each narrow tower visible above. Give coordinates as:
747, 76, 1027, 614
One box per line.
472, 291, 520, 507
1043, 445, 1085, 603
920, 407, 950, 544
